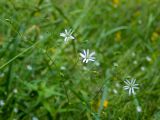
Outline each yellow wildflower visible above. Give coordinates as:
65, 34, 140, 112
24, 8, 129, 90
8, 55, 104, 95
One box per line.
115, 31, 121, 42
151, 32, 159, 42
103, 100, 108, 108
112, 0, 120, 7
98, 99, 108, 109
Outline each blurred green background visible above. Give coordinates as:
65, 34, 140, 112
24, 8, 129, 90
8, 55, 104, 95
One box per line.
0, 0, 160, 120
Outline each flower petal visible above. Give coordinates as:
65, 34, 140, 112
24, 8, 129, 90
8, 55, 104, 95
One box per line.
123, 86, 129, 90
132, 88, 135, 94
89, 58, 95, 61
124, 80, 130, 86
131, 79, 136, 84
133, 86, 139, 89
87, 49, 89, 56
129, 88, 132, 95
83, 59, 86, 63
64, 37, 68, 42
83, 50, 86, 56
65, 29, 68, 34
70, 36, 75, 40
60, 33, 66, 37
89, 52, 95, 57
86, 59, 89, 63
80, 53, 85, 58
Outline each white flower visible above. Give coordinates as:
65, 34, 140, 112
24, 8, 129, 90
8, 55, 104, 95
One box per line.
123, 78, 139, 95
141, 66, 145, 71
115, 83, 120, 88
136, 106, 142, 112
132, 52, 136, 57
146, 56, 152, 62
13, 88, 18, 94
0, 100, 5, 107
80, 49, 95, 63
60, 66, 66, 70
133, 60, 138, 65
14, 108, 18, 113
32, 116, 39, 120
27, 65, 32, 71
113, 62, 118, 67
39, 35, 44, 40
60, 29, 75, 42
113, 89, 118, 94
0, 72, 4, 78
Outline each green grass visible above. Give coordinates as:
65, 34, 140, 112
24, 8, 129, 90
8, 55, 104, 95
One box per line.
0, 0, 160, 120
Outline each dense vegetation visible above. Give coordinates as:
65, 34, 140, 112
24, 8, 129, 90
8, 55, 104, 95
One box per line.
0, 0, 160, 120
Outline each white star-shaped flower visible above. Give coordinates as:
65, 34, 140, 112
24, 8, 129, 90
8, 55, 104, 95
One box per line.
0, 100, 5, 107
60, 29, 75, 42
80, 49, 95, 63
123, 78, 139, 95
136, 106, 142, 112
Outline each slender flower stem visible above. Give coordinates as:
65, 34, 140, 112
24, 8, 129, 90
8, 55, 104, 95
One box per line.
0, 40, 41, 70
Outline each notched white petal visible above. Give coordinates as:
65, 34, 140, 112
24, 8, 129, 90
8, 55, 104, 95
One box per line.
60, 33, 66, 37
80, 53, 85, 58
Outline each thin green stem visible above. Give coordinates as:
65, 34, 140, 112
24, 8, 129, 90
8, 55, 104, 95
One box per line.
0, 40, 40, 70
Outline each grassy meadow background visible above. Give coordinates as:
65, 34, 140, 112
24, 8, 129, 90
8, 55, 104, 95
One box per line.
0, 0, 160, 119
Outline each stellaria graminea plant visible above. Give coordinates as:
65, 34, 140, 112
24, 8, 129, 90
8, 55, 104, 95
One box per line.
80, 49, 95, 63
60, 29, 75, 42
123, 78, 139, 95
